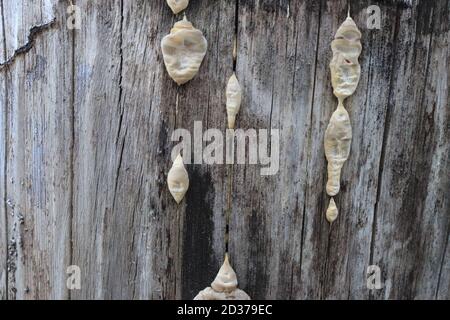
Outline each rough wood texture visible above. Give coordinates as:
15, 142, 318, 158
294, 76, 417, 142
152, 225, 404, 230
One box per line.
0, 0, 449, 300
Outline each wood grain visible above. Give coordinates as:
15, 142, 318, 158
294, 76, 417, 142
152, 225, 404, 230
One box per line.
0, 0, 448, 300
0, 0, 72, 299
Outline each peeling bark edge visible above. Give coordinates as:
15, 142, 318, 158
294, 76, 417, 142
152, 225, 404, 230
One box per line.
0, 18, 56, 71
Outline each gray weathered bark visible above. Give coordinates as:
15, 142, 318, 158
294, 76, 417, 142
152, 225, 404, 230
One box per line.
0, 0, 448, 300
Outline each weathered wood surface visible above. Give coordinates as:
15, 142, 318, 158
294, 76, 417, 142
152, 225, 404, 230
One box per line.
0, 0, 448, 300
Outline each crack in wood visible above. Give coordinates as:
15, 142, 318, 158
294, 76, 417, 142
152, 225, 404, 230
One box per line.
369, 4, 401, 300
67, 0, 77, 301
0, 0, 9, 300
0, 18, 56, 71
225, 0, 240, 256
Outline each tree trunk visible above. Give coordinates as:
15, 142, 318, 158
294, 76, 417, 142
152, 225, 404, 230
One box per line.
0, 0, 448, 300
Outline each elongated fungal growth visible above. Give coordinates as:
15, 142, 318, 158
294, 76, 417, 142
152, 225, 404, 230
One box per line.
226, 73, 242, 129
326, 198, 338, 223
324, 101, 352, 196
329, 16, 362, 100
161, 16, 207, 85
194, 254, 250, 300
166, 0, 189, 14
167, 154, 189, 204
324, 14, 361, 202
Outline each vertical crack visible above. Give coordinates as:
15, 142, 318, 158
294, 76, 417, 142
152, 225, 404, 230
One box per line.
369, 4, 401, 300
225, 0, 239, 257
112, 0, 125, 210
0, 0, 9, 300
298, 0, 321, 295
115, 0, 125, 147
68, 0, 77, 300
233, 0, 239, 71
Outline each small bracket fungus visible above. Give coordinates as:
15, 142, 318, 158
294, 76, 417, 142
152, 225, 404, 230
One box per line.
166, 0, 189, 15
326, 197, 338, 223
161, 16, 207, 85
324, 14, 361, 214
194, 254, 250, 300
226, 73, 242, 129
167, 154, 189, 204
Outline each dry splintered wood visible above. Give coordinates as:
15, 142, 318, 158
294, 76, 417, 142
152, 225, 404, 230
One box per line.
194, 255, 250, 300
324, 15, 362, 206
167, 154, 189, 204
226, 73, 242, 129
166, 0, 189, 15
161, 15, 207, 85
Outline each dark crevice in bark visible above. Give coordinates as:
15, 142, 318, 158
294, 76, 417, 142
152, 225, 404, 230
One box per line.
112, 0, 125, 208
226, 0, 240, 256
267, 72, 275, 157
115, 0, 125, 147
112, 127, 127, 214
68, 0, 77, 301
369, 4, 401, 300
299, 0, 321, 296
233, 0, 239, 72
0, 18, 56, 71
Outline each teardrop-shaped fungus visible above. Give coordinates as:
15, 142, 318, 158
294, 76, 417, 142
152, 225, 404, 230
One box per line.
161, 16, 207, 85
167, 154, 189, 204
166, 0, 189, 15
326, 197, 339, 223
226, 73, 242, 129
194, 254, 250, 300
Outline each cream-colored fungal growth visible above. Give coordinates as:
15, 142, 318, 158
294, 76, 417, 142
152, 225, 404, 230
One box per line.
161, 16, 207, 85
166, 0, 189, 14
324, 101, 352, 196
324, 15, 361, 201
167, 154, 189, 204
326, 197, 338, 223
194, 254, 250, 300
226, 73, 242, 129
330, 16, 362, 100
211, 254, 238, 292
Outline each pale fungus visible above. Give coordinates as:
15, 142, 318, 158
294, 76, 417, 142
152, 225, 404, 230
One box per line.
161, 16, 207, 85
226, 73, 242, 129
167, 154, 189, 204
166, 0, 189, 15
324, 13, 361, 221
194, 254, 250, 300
